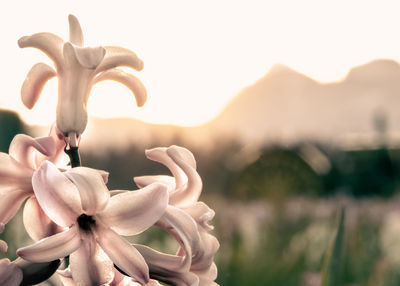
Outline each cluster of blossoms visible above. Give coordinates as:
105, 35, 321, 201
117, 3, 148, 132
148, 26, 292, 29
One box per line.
0, 15, 219, 286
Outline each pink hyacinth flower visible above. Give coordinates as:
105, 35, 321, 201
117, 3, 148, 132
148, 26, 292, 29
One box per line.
17, 161, 169, 285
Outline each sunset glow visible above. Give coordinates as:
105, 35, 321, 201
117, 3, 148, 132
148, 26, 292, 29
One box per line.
1, 0, 400, 126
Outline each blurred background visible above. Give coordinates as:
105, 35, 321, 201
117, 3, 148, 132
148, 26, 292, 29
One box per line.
2, 1, 400, 285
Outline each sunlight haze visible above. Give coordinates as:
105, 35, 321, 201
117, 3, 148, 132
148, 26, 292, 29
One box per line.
1, 0, 400, 126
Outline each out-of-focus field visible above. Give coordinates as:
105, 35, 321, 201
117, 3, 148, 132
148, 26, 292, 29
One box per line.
2, 110, 400, 286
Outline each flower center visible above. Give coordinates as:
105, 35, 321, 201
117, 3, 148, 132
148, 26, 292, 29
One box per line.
77, 214, 96, 232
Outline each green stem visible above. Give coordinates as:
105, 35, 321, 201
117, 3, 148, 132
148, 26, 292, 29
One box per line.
64, 146, 81, 168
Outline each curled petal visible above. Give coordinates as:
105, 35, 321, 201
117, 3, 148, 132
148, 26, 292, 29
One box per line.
0, 259, 23, 286
145, 147, 186, 189
68, 14, 84, 46
73, 45, 106, 69
93, 69, 147, 107
134, 175, 176, 192
167, 147, 202, 207
151, 271, 199, 286
65, 167, 110, 216
95, 227, 149, 285
167, 145, 197, 169
0, 188, 30, 224
18, 32, 64, 70
21, 63, 56, 109
158, 206, 201, 270
17, 225, 81, 263
134, 244, 184, 273
191, 233, 220, 272
23, 197, 64, 241
70, 234, 114, 285
194, 262, 218, 283
99, 183, 168, 236
181, 202, 215, 231
95, 46, 144, 73
32, 161, 82, 227
9, 134, 56, 169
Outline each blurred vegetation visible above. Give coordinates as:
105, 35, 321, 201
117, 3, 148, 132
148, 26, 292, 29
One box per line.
3, 109, 400, 285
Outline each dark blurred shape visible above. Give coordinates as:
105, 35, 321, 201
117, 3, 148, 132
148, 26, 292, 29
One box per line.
0, 109, 25, 152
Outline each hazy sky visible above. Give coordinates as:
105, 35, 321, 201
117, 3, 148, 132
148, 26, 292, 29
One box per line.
1, 0, 400, 126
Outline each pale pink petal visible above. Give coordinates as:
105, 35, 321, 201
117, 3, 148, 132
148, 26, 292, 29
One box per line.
157, 206, 201, 271
57, 268, 76, 286
181, 202, 215, 231
0, 259, 23, 286
191, 233, 220, 272
0, 188, 30, 224
65, 167, 110, 215
95, 227, 149, 284
167, 147, 203, 207
167, 146, 197, 169
145, 147, 186, 189
68, 15, 84, 46
73, 45, 106, 69
20, 63, 56, 110
93, 69, 147, 107
17, 225, 81, 262
134, 175, 176, 192
134, 244, 185, 273
95, 46, 144, 73
0, 153, 33, 189
32, 161, 82, 227
23, 197, 64, 241
35, 124, 67, 166
194, 262, 218, 282
70, 233, 114, 285
9, 134, 56, 169
99, 183, 168, 236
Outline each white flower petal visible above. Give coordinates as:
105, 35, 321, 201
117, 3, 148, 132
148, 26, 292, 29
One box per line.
23, 197, 64, 241
167, 146, 197, 169
93, 69, 147, 107
17, 225, 81, 263
99, 183, 168, 236
65, 167, 110, 216
9, 134, 56, 169
95, 46, 144, 74
0, 259, 23, 286
68, 14, 84, 46
95, 227, 149, 284
20, 63, 56, 110
32, 161, 82, 227
70, 233, 114, 285
18, 32, 64, 70
0, 188, 30, 224
191, 233, 220, 272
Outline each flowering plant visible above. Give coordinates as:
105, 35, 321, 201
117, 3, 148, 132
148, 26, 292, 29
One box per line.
0, 15, 218, 286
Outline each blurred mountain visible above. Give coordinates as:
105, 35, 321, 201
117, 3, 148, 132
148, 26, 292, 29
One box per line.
211, 59, 400, 148
30, 59, 400, 150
